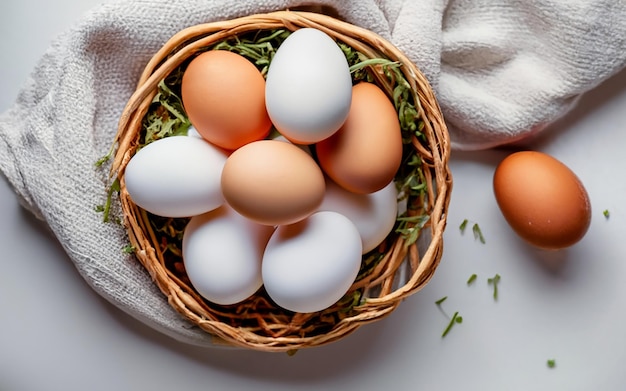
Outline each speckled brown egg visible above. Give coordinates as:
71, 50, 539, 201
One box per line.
493, 151, 591, 250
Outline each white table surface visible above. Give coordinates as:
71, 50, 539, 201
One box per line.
2, 1, 626, 390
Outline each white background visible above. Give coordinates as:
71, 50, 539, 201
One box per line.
1, 1, 626, 390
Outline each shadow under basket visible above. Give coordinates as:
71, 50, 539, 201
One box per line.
110, 10, 453, 352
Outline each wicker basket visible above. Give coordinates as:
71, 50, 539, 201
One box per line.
109, 10, 452, 352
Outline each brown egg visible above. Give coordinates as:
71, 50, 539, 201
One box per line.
316, 82, 403, 194
221, 140, 325, 226
181, 50, 272, 150
493, 151, 591, 250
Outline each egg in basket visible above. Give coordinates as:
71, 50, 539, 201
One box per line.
107, 11, 452, 352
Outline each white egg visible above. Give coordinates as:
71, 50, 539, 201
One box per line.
265, 28, 352, 144
262, 211, 362, 313
124, 136, 227, 217
183, 205, 275, 305
186, 125, 202, 138
318, 178, 398, 253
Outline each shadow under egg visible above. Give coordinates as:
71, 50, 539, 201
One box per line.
529, 246, 570, 276
510, 234, 571, 277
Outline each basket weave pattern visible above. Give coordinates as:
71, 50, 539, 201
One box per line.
110, 11, 452, 352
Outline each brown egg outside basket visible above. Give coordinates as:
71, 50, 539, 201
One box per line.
110, 10, 452, 352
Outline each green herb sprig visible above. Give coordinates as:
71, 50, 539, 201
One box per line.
395, 214, 430, 246
213, 29, 290, 76
141, 71, 190, 146
459, 219, 486, 244
441, 311, 463, 338
101, 178, 120, 223
488, 273, 501, 301
472, 223, 486, 244
459, 219, 469, 233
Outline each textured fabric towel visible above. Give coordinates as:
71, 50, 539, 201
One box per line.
1, 0, 625, 347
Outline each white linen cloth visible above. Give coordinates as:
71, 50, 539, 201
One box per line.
1, 0, 624, 346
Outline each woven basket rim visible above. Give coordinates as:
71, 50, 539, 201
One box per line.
109, 10, 452, 352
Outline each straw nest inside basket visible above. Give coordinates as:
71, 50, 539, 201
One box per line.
107, 10, 452, 352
